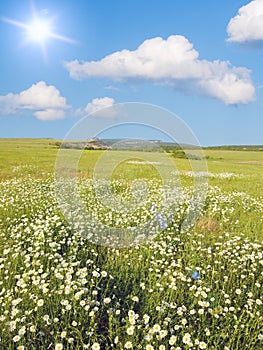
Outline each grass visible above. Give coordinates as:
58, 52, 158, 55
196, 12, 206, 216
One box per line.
1, 138, 263, 197
0, 138, 262, 349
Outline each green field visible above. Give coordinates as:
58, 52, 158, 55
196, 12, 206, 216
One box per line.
1, 138, 262, 195
0, 139, 262, 349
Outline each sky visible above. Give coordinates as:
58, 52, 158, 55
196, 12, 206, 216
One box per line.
0, 0, 263, 145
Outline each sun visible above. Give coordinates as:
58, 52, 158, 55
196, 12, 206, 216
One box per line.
27, 19, 51, 42
1, 7, 77, 51
1, 2, 77, 61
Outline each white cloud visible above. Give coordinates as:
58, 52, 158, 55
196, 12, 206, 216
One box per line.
64, 35, 255, 105
227, 0, 263, 43
34, 109, 66, 121
84, 97, 115, 114
76, 97, 122, 118
104, 85, 120, 91
0, 81, 69, 120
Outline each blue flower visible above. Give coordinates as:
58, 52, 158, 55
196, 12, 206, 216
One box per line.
159, 221, 168, 229
156, 214, 163, 223
191, 271, 200, 280
156, 214, 168, 229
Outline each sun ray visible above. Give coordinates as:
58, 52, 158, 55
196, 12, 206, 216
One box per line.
1, 17, 29, 30
49, 32, 78, 44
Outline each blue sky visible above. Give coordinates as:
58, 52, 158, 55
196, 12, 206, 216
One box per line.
0, 0, 263, 145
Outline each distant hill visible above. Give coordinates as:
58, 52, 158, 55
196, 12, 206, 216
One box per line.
31, 138, 263, 152
204, 145, 263, 151
60, 138, 109, 150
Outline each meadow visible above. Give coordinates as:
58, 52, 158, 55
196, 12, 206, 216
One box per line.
0, 139, 262, 349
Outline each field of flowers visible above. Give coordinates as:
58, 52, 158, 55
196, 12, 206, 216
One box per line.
0, 172, 263, 349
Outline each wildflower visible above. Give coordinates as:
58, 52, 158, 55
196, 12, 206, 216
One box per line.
124, 341, 132, 349
205, 328, 210, 336
92, 343, 100, 350
92, 271, 100, 278
182, 333, 191, 345
199, 342, 207, 349
13, 335, 21, 342
156, 214, 168, 229
143, 314, 150, 324
128, 310, 135, 317
160, 330, 168, 338
191, 271, 200, 280
169, 335, 177, 345
181, 318, 187, 325
18, 327, 26, 335
153, 324, 161, 332
146, 345, 154, 350
103, 297, 111, 304
30, 325, 36, 332
37, 299, 44, 307
177, 309, 183, 316
127, 326, 134, 335
132, 296, 139, 302
55, 344, 63, 350
61, 331, 67, 338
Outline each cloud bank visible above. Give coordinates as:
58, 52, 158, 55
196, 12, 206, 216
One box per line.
65, 35, 255, 105
0, 81, 69, 120
227, 0, 263, 43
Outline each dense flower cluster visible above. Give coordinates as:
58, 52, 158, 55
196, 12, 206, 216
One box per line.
180, 171, 244, 179
0, 177, 262, 349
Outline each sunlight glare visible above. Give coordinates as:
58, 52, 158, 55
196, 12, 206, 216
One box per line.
27, 19, 51, 42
